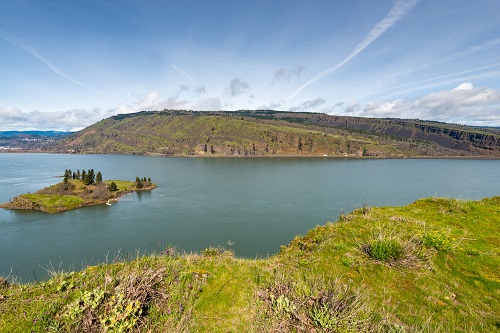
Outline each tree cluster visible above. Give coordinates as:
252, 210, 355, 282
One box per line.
135, 176, 152, 189
63, 169, 103, 186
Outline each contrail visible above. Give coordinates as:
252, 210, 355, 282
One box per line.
172, 65, 197, 87
288, 0, 420, 101
361, 62, 500, 99
0, 30, 99, 92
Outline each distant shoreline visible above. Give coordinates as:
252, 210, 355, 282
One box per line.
1, 150, 499, 160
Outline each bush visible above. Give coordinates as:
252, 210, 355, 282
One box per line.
367, 239, 404, 261
422, 230, 452, 252
108, 182, 118, 192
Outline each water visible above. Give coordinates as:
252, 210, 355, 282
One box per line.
0, 154, 498, 281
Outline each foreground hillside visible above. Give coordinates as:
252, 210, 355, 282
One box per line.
54, 110, 500, 158
1, 196, 499, 332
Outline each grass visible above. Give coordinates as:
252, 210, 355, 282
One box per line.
18, 193, 85, 213
0, 196, 499, 332
0, 178, 156, 214
55, 111, 482, 157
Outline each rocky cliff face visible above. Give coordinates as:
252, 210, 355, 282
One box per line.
53, 110, 500, 157
269, 113, 500, 153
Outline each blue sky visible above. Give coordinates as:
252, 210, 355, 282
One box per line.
1, 0, 499, 131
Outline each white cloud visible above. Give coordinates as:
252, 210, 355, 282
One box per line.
0, 105, 107, 131
2, 82, 499, 131
452, 82, 473, 91
227, 78, 250, 97
357, 83, 500, 126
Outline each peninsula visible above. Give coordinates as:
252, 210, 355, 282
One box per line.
0, 169, 156, 213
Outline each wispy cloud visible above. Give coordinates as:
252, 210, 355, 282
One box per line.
172, 65, 197, 86
0, 30, 99, 92
272, 66, 306, 84
362, 62, 500, 100
288, 0, 420, 100
289, 97, 326, 111
441, 38, 500, 63
226, 78, 250, 97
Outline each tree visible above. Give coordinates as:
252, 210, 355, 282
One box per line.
96, 171, 103, 184
135, 176, 143, 189
76, 170, 81, 180
81, 170, 86, 181
83, 169, 95, 185
108, 181, 118, 191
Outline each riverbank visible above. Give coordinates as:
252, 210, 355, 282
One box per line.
1, 196, 498, 332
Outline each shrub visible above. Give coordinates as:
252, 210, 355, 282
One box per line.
422, 230, 452, 252
108, 182, 118, 191
366, 239, 404, 261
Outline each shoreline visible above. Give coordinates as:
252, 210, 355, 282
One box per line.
1, 150, 500, 160
0, 181, 157, 214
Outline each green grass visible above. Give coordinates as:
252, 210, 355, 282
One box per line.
20, 193, 85, 213
104, 180, 135, 191
1, 196, 499, 332
1, 179, 156, 214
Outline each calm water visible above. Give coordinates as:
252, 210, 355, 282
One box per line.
0, 154, 499, 281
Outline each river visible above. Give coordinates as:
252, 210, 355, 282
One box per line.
0, 154, 498, 281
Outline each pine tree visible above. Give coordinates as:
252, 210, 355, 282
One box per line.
135, 176, 143, 189
96, 171, 103, 184
108, 181, 117, 191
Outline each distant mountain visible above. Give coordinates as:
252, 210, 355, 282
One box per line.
52, 110, 500, 158
0, 131, 73, 151
0, 130, 72, 137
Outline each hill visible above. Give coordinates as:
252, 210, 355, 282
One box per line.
53, 110, 500, 158
1, 196, 499, 332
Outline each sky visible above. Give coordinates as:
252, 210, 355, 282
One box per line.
1, 0, 499, 131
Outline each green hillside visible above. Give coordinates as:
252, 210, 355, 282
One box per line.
1, 196, 499, 332
53, 110, 500, 158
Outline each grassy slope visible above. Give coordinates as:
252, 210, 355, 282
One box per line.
0, 197, 499, 332
58, 112, 481, 157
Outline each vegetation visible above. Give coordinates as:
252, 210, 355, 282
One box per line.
53, 110, 500, 158
0, 170, 157, 214
1, 196, 498, 332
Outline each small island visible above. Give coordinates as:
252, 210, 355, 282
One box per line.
0, 168, 157, 213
